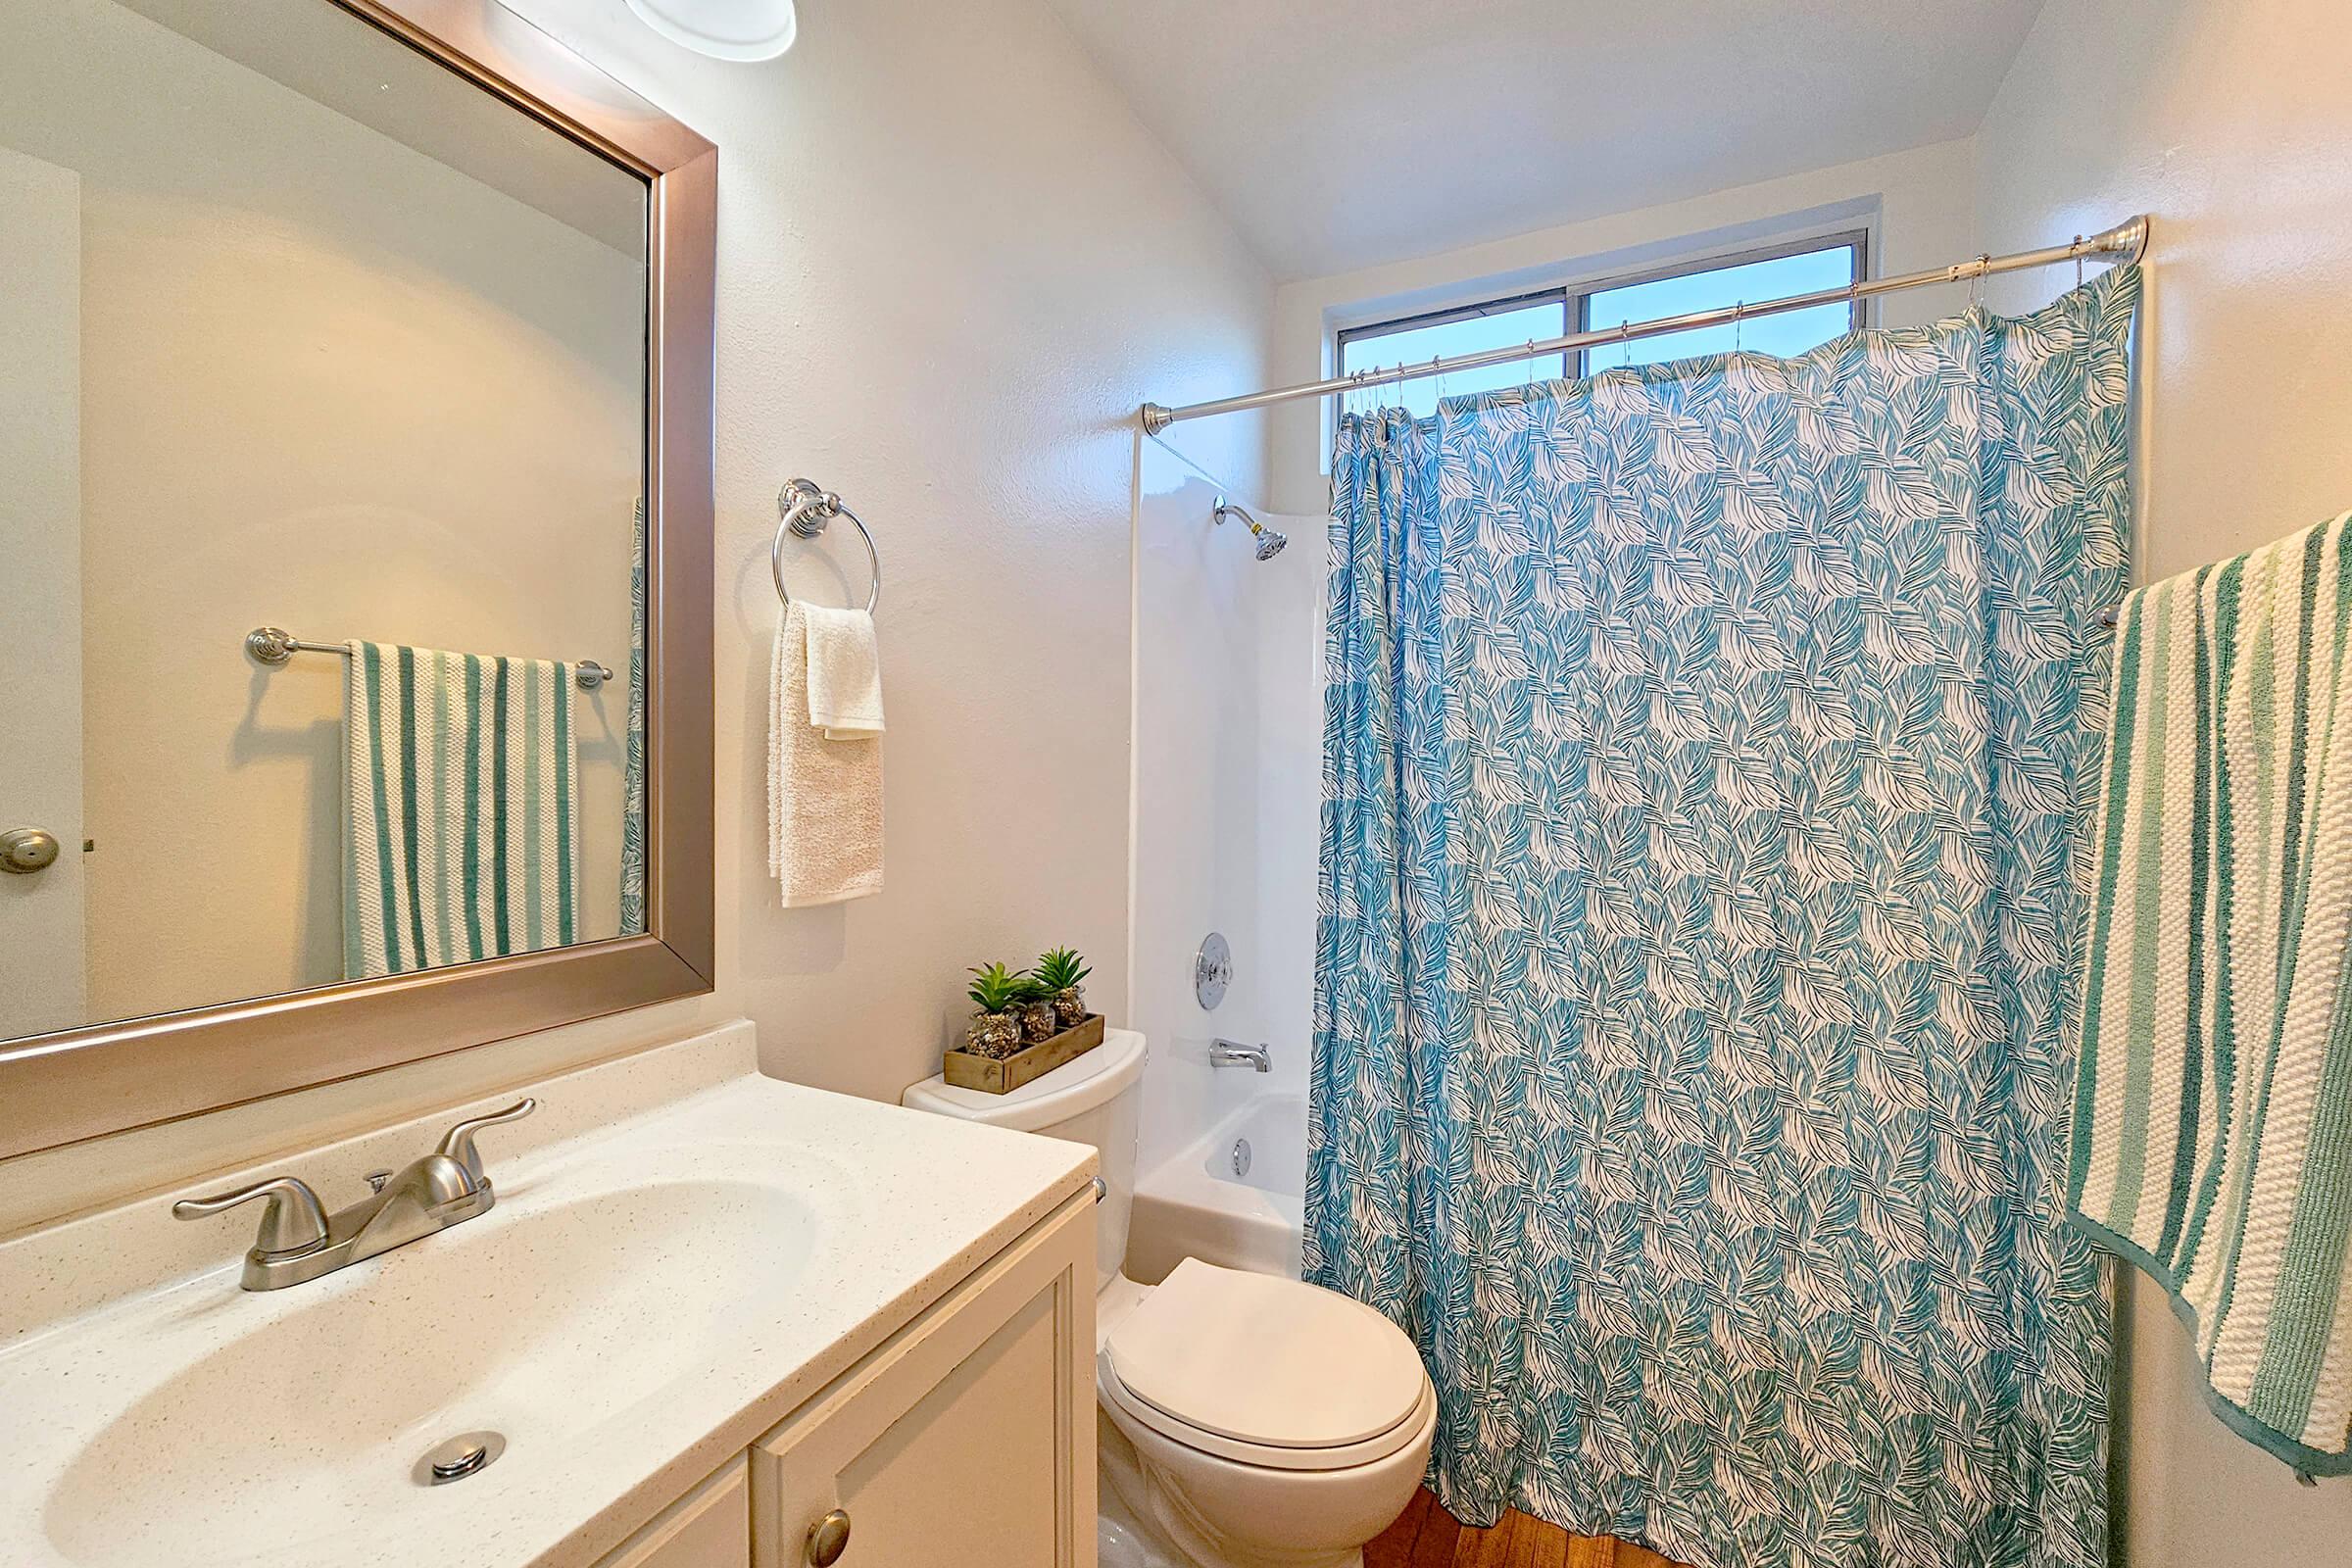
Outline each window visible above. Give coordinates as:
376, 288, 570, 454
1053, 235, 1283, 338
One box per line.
1335, 290, 1568, 420
1578, 233, 1865, 373
1336, 231, 1867, 414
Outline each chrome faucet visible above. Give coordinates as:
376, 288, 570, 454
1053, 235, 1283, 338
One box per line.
172, 1098, 536, 1291
1209, 1039, 1271, 1073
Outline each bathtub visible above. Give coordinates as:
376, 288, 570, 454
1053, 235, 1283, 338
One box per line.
1127, 1093, 1306, 1283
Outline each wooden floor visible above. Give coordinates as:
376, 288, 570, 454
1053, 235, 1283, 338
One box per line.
1365, 1488, 1689, 1568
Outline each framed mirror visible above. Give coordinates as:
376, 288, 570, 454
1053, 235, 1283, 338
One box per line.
0, 0, 714, 1158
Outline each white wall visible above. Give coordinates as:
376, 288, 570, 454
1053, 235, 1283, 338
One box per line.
0, 0, 1272, 1235
0, 0, 644, 1027
1128, 438, 1319, 1180
1976, 0, 2352, 1555
1268, 138, 1981, 514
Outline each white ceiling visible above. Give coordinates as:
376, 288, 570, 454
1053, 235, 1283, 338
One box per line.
1041, 0, 2046, 281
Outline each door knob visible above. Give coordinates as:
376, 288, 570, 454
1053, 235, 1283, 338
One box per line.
806, 1507, 851, 1565
1, 827, 61, 874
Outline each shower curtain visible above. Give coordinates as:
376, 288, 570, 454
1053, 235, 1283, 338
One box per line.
1307, 266, 2139, 1568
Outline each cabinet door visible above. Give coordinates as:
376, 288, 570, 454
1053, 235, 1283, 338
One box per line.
753, 1195, 1096, 1568
594, 1457, 750, 1568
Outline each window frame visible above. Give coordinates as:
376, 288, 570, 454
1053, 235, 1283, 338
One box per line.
1333, 286, 1572, 390
1334, 228, 1871, 390
1571, 228, 1869, 376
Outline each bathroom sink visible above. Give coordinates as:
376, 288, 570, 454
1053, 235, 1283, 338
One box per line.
40, 1176, 815, 1568
0, 1026, 1096, 1568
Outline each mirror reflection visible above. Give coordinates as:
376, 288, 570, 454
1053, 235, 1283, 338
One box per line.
0, 0, 651, 1043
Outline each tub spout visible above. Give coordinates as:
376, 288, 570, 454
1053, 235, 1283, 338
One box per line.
1209, 1039, 1270, 1073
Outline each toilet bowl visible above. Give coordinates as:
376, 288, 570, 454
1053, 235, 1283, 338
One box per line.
1095, 1258, 1435, 1568
904, 1032, 1435, 1568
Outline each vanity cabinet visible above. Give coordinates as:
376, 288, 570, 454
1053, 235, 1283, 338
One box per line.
593, 1461, 751, 1568
750, 1193, 1097, 1568
588, 1190, 1096, 1568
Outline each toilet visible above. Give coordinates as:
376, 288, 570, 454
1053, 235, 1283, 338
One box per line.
904, 1030, 1435, 1568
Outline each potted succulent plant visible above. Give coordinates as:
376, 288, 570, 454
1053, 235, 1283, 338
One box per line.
1035, 946, 1092, 1029
964, 962, 1027, 1060
1015, 973, 1060, 1045
944, 946, 1108, 1095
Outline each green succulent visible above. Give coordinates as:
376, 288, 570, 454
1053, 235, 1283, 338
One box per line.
1034, 947, 1092, 994
966, 962, 1030, 1015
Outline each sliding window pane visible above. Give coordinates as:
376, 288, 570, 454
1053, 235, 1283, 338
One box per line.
1581, 243, 1857, 372
1338, 297, 1567, 419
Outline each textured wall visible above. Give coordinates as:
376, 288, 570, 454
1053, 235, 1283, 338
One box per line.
1975, 0, 2352, 1556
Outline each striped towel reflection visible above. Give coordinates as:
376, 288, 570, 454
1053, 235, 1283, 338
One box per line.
343, 642, 578, 979
2069, 510, 2352, 1476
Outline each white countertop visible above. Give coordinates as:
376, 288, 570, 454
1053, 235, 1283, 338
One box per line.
0, 1021, 1096, 1568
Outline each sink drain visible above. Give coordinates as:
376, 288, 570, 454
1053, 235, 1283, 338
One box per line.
1231, 1137, 1252, 1179
414, 1430, 506, 1487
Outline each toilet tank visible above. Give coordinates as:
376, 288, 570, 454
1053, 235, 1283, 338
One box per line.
902, 1029, 1147, 1292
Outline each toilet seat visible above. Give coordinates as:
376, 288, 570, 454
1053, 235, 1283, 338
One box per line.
1099, 1259, 1432, 1474
1100, 1357, 1436, 1473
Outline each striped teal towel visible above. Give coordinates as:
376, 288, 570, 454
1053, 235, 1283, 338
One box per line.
343, 642, 579, 979
2070, 510, 2352, 1476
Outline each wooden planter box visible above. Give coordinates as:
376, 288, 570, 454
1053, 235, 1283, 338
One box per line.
942, 1013, 1105, 1096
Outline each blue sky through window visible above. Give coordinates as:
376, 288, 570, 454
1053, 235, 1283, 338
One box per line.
1336, 239, 1862, 418
1337, 298, 1566, 419
1582, 244, 1857, 371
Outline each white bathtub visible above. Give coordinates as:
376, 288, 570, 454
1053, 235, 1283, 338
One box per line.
1127, 1093, 1306, 1282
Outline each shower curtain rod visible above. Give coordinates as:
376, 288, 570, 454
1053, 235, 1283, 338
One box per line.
1139, 215, 2150, 434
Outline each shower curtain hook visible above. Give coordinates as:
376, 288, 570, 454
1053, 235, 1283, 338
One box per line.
2076, 235, 2086, 289
1619, 318, 1632, 368
1969, 253, 1990, 310
1734, 300, 1744, 354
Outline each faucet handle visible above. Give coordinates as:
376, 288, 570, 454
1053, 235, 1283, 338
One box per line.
172, 1176, 329, 1259
433, 1097, 537, 1185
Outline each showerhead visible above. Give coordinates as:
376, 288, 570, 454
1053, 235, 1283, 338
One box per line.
1213, 497, 1287, 563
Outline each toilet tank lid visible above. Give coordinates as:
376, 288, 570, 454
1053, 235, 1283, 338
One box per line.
901, 1028, 1147, 1132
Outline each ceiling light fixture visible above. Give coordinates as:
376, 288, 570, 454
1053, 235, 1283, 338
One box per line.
622, 0, 798, 62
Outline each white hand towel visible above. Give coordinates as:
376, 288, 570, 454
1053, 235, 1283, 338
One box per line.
769, 603, 882, 906
802, 604, 885, 739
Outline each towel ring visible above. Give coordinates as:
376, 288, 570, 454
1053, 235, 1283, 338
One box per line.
774, 477, 881, 613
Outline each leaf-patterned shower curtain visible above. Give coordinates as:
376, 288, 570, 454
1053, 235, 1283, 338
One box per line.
1308, 265, 2139, 1568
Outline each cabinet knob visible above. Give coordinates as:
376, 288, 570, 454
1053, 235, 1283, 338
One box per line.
806, 1507, 851, 1566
